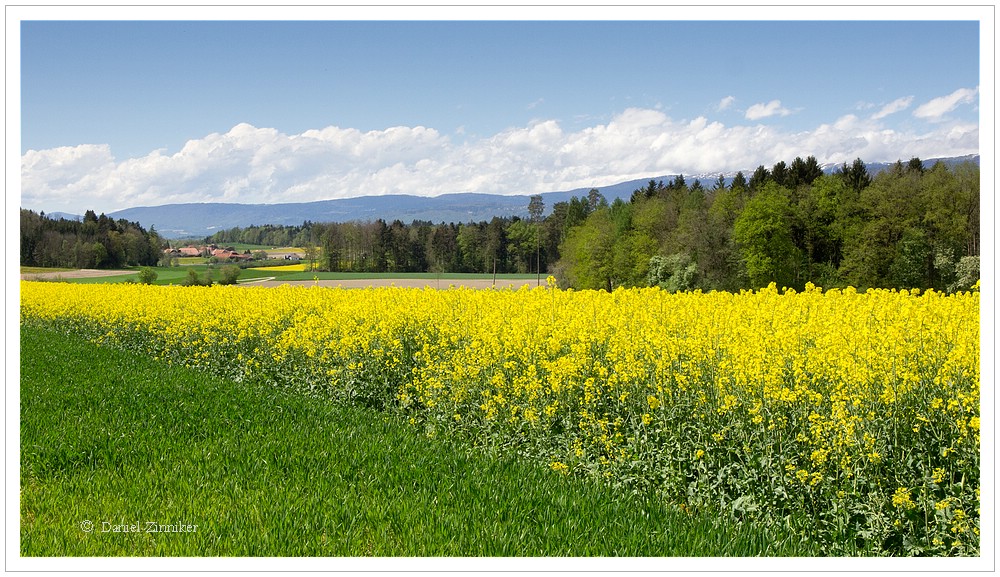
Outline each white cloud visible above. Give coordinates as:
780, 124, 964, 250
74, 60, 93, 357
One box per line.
913, 87, 979, 121
20, 144, 118, 211
21, 106, 980, 215
745, 100, 792, 121
717, 96, 736, 111
871, 96, 914, 120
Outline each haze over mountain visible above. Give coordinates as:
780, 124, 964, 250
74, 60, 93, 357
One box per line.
48, 155, 979, 239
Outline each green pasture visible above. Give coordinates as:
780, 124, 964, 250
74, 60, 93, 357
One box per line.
174, 256, 207, 265
20, 266, 540, 286
19, 325, 819, 557
20, 266, 288, 286
132, 266, 281, 285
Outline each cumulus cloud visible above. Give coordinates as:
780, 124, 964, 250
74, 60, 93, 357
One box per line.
717, 96, 736, 111
21, 104, 980, 215
913, 87, 979, 121
871, 96, 914, 120
745, 100, 792, 121
21, 144, 119, 211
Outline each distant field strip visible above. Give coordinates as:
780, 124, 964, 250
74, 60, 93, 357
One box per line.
19, 268, 133, 280
248, 264, 308, 272
20, 280, 980, 556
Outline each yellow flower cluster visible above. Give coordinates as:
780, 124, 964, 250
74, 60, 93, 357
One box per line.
20, 280, 980, 554
892, 487, 915, 510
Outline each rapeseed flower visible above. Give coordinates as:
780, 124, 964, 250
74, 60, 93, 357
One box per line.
20, 279, 980, 556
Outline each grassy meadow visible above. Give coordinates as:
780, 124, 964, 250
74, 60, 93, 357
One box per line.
19, 264, 537, 286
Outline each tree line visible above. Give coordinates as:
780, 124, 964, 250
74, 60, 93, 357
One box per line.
203, 156, 979, 293
557, 156, 979, 293
23, 155, 978, 293
20, 209, 165, 269
205, 223, 312, 248
207, 212, 552, 276
204, 190, 620, 278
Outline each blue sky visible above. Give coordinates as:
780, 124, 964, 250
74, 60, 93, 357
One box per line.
14, 11, 988, 215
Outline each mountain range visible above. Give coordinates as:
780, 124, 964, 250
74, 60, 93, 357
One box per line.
50, 155, 979, 239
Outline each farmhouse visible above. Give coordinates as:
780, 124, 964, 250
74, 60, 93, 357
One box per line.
163, 246, 204, 257
163, 245, 253, 261
210, 248, 253, 262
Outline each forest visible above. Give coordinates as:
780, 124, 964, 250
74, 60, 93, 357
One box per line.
204, 156, 980, 292
20, 209, 165, 269
21, 155, 980, 293
558, 156, 980, 293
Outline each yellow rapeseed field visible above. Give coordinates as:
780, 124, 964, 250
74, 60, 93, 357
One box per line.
20, 279, 980, 555
248, 263, 308, 271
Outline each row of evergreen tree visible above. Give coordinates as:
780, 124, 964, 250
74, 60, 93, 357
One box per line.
20, 209, 165, 269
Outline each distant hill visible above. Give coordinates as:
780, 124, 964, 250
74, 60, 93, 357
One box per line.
100, 155, 978, 239
44, 211, 85, 222
106, 179, 659, 239
821, 154, 981, 178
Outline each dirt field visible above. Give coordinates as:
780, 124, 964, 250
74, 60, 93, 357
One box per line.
20, 269, 133, 281
240, 277, 541, 290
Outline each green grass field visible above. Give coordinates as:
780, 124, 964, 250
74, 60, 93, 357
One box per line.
20, 265, 283, 285
21, 265, 539, 286
174, 256, 208, 265
19, 325, 820, 557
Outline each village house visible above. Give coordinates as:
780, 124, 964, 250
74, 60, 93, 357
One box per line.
163, 246, 202, 257
210, 248, 253, 262
164, 245, 253, 261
